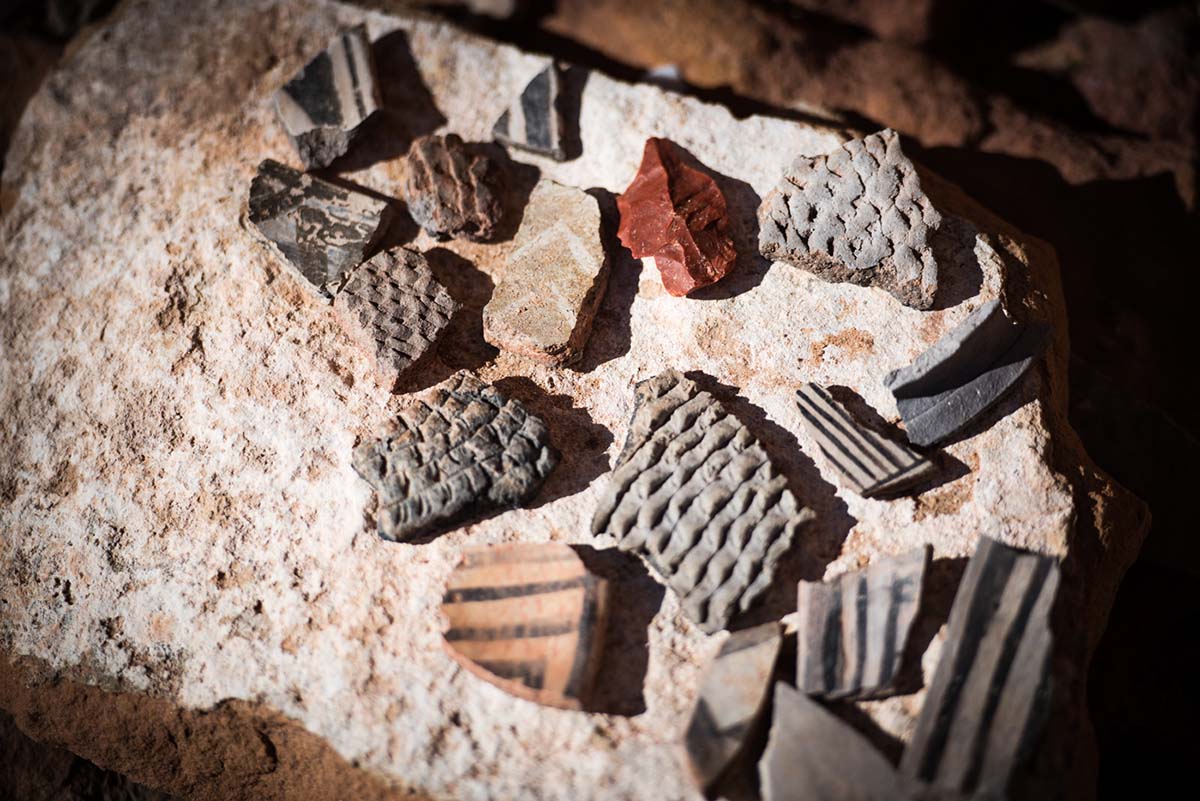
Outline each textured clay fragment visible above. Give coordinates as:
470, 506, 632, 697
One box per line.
760, 682, 904, 801
900, 536, 1059, 800
331, 248, 459, 390
351, 372, 558, 541
247, 159, 392, 298
758, 128, 942, 309
795, 383, 937, 497
274, 25, 381, 169
591, 370, 812, 633
441, 542, 608, 710
884, 299, 1051, 446
493, 63, 566, 161
403, 133, 505, 242
794, 547, 929, 700
483, 180, 608, 365
685, 622, 781, 793
616, 138, 737, 296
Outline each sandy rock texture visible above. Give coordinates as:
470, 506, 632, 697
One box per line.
483, 180, 607, 364
0, 709, 179, 801
0, 1, 1146, 800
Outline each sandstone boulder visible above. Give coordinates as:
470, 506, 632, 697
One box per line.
0, 2, 1147, 800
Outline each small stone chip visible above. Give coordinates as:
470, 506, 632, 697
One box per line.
794, 547, 929, 700
884, 299, 1051, 446
685, 622, 781, 793
760, 682, 904, 801
493, 63, 567, 161
483, 180, 608, 365
247, 159, 392, 298
617, 138, 737, 297
403, 134, 505, 242
352, 372, 558, 541
591, 370, 812, 633
332, 248, 459, 390
274, 25, 381, 169
795, 383, 937, 497
758, 129, 942, 309
900, 536, 1060, 800
440, 542, 608, 710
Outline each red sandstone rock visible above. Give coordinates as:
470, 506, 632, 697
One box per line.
616, 137, 736, 296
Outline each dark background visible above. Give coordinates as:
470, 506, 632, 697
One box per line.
2, 0, 1197, 798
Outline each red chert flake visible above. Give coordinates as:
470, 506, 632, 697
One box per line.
617, 138, 737, 296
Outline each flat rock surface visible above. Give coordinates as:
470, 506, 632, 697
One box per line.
0, 2, 1146, 800
482, 179, 607, 365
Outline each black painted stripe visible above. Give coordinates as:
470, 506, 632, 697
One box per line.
443, 577, 585, 604
877, 574, 905, 689
796, 391, 882, 482
564, 578, 602, 698
797, 388, 901, 477
820, 585, 844, 693
519, 68, 553, 151
960, 558, 1053, 791
342, 31, 368, 120
848, 573, 869, 693
474, 657, 547, 690
912, 539, 1012, 780
445, 619, 579, 642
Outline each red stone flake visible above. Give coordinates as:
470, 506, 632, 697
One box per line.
616, 138, 737, 296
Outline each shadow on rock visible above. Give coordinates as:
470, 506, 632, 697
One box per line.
397, 247, 497, 393
471, 141, 541, 244
327, 29, 446, 173
682, 371, 856, 628
928, 214, 985, 310
893, 554, 969, 696
572, 544, 665, 716
577, 187, 641, 371
826, 699, 907, 766
670, 143, 774, 301
493, 375, 614, 508
555, 63, 590, 162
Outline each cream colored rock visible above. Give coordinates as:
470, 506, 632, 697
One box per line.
483, 180, 608, 365
0, 1, 1147, 800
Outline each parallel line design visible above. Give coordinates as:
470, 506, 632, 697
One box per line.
493, 63, 566, 161
795, 383, 936, 498
796, 547, 929, 700
900, 536, 1059, 799
274, 25, 381, 169
440, 542, 608, 709
443, 577, 586, 604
